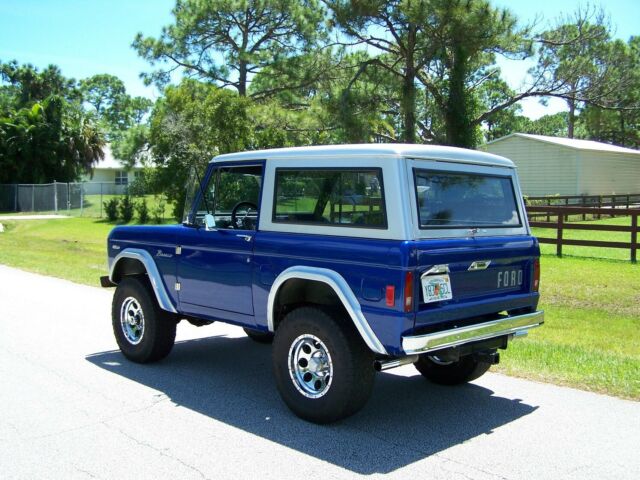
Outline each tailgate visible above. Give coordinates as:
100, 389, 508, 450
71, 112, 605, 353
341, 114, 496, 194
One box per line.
412, 235, 539, 329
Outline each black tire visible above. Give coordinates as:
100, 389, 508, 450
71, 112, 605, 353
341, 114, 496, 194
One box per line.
243, 327, 274, 344
272, 306, 375, 424
112, 276, 176, 363
414, 354, 492, 385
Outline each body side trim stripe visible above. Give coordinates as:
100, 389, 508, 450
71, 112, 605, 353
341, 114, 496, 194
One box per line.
267, 266, 388, 356
109, 248, 178, 314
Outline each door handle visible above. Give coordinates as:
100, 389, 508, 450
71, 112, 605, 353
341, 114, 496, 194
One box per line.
236, 234, 253, 242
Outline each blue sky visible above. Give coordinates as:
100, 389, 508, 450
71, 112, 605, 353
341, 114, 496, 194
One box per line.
0, 0, 638, 118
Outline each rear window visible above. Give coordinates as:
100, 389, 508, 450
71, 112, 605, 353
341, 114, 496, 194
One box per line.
414, 169, 521, 229
273, 168, 386, 228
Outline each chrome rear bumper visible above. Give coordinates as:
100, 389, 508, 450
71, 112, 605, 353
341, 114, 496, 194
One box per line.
402, 310, 544, 355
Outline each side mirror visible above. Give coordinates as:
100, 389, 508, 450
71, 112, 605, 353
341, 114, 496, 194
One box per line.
204, 214, 216, 231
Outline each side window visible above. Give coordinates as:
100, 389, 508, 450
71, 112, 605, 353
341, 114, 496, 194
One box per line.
194, 165, 263, 230
273, 168, 386, 228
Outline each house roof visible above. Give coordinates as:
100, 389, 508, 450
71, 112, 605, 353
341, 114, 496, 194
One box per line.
212, 143, 515, 168
92, 145, 144, 170
486, 133, 640, 156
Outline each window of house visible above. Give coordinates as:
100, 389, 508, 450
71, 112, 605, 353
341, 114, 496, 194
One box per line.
115, 171, 128, 185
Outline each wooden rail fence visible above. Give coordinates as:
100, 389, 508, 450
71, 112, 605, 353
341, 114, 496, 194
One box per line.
526, 206, 639, 263
525, 193, 640, 222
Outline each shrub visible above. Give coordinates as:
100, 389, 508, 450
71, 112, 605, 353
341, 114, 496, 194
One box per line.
104, 198, 119, 222
152, 197, 166, 224
136, 199, 149, 224
119, 195, 134, 223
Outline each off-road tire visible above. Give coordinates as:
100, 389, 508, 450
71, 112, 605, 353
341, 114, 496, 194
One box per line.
272, 306, 375, 424
243, 327, 274, 344
414, 354, 492, 385
112, 276, 176, 363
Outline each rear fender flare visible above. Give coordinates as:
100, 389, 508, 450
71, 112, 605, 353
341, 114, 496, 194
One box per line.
267, 266, 388, 355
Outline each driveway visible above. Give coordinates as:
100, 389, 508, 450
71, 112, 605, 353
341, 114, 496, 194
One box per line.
0, 265, 638, 479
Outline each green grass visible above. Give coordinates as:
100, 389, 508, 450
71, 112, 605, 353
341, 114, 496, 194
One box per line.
0, 216, 638, 399
0, 218, 114, 286
495, 254, 640, 399
0, 217, 175, 286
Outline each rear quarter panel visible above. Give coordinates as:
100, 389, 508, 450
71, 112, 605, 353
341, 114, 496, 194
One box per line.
252, 232, 415, 353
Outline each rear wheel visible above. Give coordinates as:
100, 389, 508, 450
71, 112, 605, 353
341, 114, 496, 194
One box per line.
243, 327, 274, 344
414, 354, 492, 385
272, 306, 375, 424
112, 276, 176, 363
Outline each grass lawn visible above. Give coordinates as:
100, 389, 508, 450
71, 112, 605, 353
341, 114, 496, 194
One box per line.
0, 217, 174, 285
0, 218, 116, 285
495, 255, 639, 399
0, 216, 638, 399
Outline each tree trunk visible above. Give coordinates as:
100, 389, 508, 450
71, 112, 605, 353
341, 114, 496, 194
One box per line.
567, 96, 576, 138
445, 44, 474, 148
400, 25, 417, 144
238, 62, 247, 97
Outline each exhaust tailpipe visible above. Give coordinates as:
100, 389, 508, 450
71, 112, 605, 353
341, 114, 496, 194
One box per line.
374, 355, 419, 372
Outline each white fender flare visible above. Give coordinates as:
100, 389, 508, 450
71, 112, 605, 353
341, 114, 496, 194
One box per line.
267, 266, 388, 355
109, 248, 177, 314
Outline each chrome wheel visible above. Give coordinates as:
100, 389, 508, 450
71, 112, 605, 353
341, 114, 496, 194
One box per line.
120, 296, 145, 345
288, 334, 333, 398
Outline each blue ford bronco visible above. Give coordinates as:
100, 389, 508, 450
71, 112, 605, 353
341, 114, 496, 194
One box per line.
102, 144, 543, 423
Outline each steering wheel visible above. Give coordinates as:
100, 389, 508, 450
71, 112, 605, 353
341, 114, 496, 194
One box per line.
230, 201, 258, 229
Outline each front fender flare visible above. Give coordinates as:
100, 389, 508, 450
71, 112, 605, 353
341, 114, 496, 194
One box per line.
109, 248, 177, 314
267, 266, 388, 356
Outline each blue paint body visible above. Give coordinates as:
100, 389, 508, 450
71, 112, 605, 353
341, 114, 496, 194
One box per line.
108, 226, 539, 357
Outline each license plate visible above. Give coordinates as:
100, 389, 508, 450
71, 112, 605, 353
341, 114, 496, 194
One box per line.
421, 274, 453, 303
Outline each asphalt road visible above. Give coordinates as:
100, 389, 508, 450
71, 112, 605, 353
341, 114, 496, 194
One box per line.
0, 265, 638, 480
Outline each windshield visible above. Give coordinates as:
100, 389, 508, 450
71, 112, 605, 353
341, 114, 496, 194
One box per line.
413, 169, 521, 229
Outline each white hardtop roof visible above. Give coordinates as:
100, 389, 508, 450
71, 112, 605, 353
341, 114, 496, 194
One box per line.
486, 133, 640, 156
212, 143, 514, 167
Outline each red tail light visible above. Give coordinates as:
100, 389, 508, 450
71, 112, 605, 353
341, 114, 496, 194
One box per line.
385, 285, 395, 307
533, 259, 540, 292
404, 271, 414, 312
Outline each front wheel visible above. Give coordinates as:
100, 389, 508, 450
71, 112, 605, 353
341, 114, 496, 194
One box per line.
272, 307, 375, 424
112, 276, 176, 363
414, 354, 492, 385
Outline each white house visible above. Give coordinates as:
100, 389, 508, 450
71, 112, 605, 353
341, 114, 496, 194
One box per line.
482, 133, 640, 196
81, 145, 146, 194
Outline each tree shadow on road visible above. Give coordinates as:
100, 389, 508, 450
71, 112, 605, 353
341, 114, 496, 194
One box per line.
86, 334, 538, 475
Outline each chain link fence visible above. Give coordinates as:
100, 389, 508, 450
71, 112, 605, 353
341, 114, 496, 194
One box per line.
0, 182, 166, 219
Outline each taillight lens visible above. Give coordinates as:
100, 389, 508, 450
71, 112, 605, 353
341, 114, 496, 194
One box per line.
385, 285, 395, 307
533, 259, 540, 292
404, 271, 414, 312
